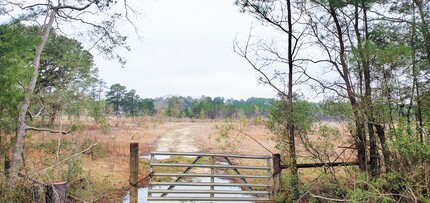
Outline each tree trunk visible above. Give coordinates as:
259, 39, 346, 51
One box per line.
361, 0, 379, 177
286, 0, 299, 200
8, 8, 58, 187
411, 0, 425, 143
329, 2, 367, 172
49, 108, 57, 127
413, 0, 428, 144
356, 118, 367, 171
374, 124, 391, 172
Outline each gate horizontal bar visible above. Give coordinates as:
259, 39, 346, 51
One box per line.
149, 189, 270, 195
295, 161, 360, 169
150, 151, 271, 159
147, 197, 271, 201
154, 173, 271, 179
150, 163, 270, 170
149, 182, 269, 187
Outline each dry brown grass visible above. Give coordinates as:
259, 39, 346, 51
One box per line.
21, 117, 356, 201
22, 117, 226, 201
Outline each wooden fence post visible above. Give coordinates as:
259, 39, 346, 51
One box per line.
272, 153, 281, 196
130, 143, 139, 203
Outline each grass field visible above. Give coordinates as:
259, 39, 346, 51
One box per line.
21, 117, 356, 202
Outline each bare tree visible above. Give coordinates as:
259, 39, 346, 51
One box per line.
234, 0, 308, 200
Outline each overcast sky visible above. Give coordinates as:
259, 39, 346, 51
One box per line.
93, 0, 279, 100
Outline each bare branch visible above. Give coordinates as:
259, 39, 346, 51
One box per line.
16, 78, 26, 88
240, 1, 300, 41
29, 143, 98, 177
27, 98, 45, 120
123, 0, 141, 40
234, 31, 288, 97
297, 66, 348, 98
54, 3, 93, 11
22, 3, 48, 10
25, 125, 72, 134
308, 193, 349, 202
223, 122, 275, 155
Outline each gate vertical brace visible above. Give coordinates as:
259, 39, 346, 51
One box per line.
267, 157, 271, 199
272, 153, 281, 197
130, 143, 139, 203
210, 156, 215, 197
160, 156, 203, 197
149, 153, 155, 198
222, 157, 254, 191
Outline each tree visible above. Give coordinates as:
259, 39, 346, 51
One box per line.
213, 97, 225, 119
139, 98, 156, 115
37, 30, 95, 125
235, 0, 307, 199
0, 22, 38, 176
88, 77, 107, 102
2, 0, 134, 186
0, 22, 37, 125
123, 89, 140, 116
106, 83, 127, 117
298, 0, 367, 174
201, 97, 215, 119
167, 96, 181, 117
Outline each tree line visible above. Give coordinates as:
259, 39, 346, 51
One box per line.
103, 83, 276, 119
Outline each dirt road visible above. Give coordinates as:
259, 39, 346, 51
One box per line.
154, 125, 205, 152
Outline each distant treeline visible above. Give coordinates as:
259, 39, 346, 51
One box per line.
103, 83, 276, 119
101, 83, 355, 121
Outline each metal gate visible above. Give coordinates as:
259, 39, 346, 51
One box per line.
147, 151, 272, 202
